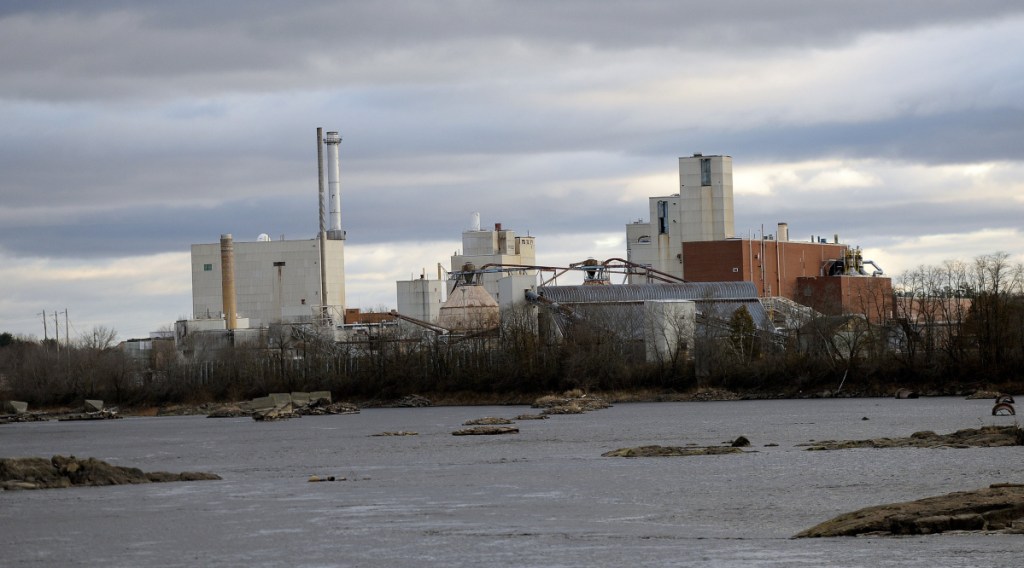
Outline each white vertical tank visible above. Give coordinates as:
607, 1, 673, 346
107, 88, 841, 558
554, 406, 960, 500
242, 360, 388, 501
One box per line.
470, 211, 481, 231
324, 131, 344, 239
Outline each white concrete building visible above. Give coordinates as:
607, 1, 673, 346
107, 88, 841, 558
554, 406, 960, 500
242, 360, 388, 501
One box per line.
396, 276, 444, 324
190, 236, 345, 328
626, 154, 735, 281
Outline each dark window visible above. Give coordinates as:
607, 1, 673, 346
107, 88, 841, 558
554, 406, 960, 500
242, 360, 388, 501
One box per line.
203, 263, 212, 271
657, 201, 669, 234
700, 158, 711, 186
273, 261, 286, 267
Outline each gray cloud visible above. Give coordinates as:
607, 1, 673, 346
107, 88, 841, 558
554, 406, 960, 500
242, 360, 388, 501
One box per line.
2, 1, 1024, 339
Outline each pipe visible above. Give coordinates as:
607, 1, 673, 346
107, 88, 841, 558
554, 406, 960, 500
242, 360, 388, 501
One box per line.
220, 234, 237, 330
861, 260, 884, 276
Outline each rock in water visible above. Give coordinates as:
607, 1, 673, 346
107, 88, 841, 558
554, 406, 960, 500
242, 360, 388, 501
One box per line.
0, 456, 220, 490
451, 426, 519, 436
602, 445, 746, 457
794, 484, 1024, 537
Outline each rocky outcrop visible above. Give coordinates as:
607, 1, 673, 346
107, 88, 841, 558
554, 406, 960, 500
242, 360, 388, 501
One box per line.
515, 413, 548, 420
206, 405, 249, 418
58, 408, 122, 422
794, 484, 1024, 537
533, 392, 611, 415
463, 417, 514, 426
798, 425, 1024, 451
451, 425, 519, 436
0, 455, 221, 491
602, 445, 747, 458
370, 431, 418, 437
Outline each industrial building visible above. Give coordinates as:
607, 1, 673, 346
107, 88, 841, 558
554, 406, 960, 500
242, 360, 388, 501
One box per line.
395, 214, 538, 326
626, 153, 892, 324
190, 234, 345, 328
179, 129, 348, 348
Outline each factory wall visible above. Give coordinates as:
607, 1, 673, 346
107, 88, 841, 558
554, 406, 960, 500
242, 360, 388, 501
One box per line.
396, 277, 444, 324
191, 238, 345, 328
682, 239, 848, 299
795, 275, 894, 324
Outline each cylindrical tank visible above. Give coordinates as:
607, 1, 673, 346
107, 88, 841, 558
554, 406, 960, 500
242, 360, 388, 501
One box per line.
470, 212, 481, 231
777, 222, 789, 242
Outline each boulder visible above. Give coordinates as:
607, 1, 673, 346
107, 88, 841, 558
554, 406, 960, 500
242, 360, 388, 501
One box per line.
1, 400, 28, 415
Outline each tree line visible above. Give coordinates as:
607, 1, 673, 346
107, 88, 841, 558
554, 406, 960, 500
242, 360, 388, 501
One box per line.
2, 252, 1022, 408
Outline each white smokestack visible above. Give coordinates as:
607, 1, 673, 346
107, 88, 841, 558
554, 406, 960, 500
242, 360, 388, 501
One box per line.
470, 211, 481, 231
324, 131, 344, 239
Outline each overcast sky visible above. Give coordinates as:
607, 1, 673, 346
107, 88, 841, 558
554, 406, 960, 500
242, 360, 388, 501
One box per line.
3, 1, 1024, 341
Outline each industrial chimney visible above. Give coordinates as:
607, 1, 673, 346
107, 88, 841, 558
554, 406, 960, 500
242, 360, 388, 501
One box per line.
324, 131, 345, 240
220, 234, 238, 330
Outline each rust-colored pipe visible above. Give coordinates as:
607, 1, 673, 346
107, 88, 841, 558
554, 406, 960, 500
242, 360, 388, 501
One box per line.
220, 233, 237, 330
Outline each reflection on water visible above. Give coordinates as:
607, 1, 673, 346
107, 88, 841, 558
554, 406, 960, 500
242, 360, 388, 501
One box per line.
1, 398, 1020, 567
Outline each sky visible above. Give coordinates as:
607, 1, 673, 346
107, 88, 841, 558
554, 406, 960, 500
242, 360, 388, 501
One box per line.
3, 1, 1024, 341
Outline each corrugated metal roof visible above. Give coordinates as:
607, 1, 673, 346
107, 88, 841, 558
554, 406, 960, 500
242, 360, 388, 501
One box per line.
536, 282, 774, 334
538, 282, 759, 303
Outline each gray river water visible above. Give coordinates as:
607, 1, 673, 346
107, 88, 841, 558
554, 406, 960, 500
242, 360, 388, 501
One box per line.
1, 397, 1022, 567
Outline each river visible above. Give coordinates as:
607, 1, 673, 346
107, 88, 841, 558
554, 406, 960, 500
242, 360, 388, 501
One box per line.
1, 397, 1021, 567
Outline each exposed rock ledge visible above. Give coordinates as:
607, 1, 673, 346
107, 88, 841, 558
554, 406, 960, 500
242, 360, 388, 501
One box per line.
602, 445, 747, 457
794, 484, 1024, 537
0, 455, 221, 490
798, 425, 1023, 451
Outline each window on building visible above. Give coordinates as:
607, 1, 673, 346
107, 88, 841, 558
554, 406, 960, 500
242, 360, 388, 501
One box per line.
203, 263, 212, 271
700, 158, 711, 186
273, 261, 286, 267
657, 201, 668, 234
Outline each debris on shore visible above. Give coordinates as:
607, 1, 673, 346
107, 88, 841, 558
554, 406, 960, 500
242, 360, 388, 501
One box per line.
58, 400, 123, 421
602, 445, 747, 458
452, 425, 519, 436
794, 484, 1024, 537
370, 431, 418, 436
362, 394, 433, 408
515, 413, 548, 420
798, 425, 1024, 451
0, 455, 220, 491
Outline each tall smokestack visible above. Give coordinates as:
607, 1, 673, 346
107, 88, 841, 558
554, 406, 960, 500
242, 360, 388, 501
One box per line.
317, 128, 329, 322
324, 131, 344, 240
220, 234, 238, 330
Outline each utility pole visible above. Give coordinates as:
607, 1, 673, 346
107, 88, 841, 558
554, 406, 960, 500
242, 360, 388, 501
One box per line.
39, 310, 48, 341
53, 311, 60, 352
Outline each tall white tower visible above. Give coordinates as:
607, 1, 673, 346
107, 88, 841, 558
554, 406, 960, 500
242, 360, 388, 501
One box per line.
324, 131, 345, 240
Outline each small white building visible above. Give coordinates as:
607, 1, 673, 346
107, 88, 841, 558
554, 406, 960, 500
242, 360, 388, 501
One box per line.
626, 154, 735, 281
